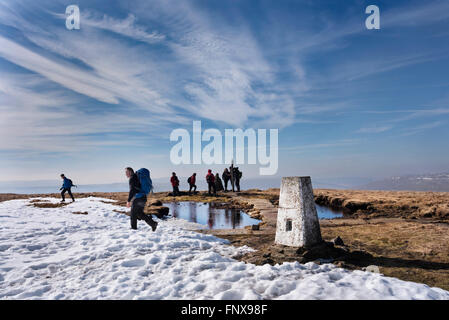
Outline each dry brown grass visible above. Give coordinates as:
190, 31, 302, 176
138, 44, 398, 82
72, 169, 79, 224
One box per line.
315, 189, 449, 219
320, 219, 449, 290
27, 200, 69, 208
214, 188, 449, 220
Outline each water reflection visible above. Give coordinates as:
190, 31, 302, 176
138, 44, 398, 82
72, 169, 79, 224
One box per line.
163, 202, 344, 230
315, 204, 344, 219
163, 202, 260, 230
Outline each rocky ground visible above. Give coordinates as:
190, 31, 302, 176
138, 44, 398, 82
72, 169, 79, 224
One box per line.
2, 188, 449, 290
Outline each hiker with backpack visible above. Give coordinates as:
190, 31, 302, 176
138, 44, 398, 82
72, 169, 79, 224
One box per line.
125, 167, 157, 231
170, 172, 180, 196
206, 169, 216, 195
188, 173, 197, 195
60, 174, 75, 202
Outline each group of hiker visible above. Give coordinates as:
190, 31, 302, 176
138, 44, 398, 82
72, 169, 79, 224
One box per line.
170, 166, 242, 196
58, 165, 243, 232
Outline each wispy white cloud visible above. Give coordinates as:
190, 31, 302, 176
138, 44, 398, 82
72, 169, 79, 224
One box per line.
1, 0, 449, 181
81, 12, 165, 43
387, 108, 449, 123
382, 1, 449, 28
357, 126, 393, 134
281, 139, 361, 152
400, 120, 445, 136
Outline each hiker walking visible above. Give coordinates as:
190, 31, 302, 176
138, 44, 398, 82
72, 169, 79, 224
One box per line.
222, 168, 231, 191
215, 173, 224, 192
188, 173, 197, 194
206, 169, 216, 195
125, 167, 157, 231
170, 172, 180, 196
60, 174, 75, 202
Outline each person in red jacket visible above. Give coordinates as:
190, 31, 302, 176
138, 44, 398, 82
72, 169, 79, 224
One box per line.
188, 173, 197, 195
206, 169, 216, 195
170, 172, 180, 196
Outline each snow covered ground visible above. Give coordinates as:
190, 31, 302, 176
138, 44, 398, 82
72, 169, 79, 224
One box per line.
0, 197, 448, 300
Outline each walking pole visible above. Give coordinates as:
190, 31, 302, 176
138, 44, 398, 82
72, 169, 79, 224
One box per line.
230, 161, 235, 192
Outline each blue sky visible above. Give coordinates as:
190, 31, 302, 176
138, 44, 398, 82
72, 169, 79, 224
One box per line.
0, 0, 448, 184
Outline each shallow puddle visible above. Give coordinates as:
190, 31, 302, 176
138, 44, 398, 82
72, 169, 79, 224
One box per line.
163, 202, 260, 229
163, 201, 343, 229
315, 204, 344, 219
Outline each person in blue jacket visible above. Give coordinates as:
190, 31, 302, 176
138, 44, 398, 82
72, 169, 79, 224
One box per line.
60, 174, 75, 202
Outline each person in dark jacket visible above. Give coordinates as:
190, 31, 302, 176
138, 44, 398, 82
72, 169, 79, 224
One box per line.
188, 173, 197, 195
170, 172, 180, 196
125, 167, 157, 231
206, 169, 216, 195
215, 173, 224, 192
222, 168, 231, 191
60, 174, 75, 202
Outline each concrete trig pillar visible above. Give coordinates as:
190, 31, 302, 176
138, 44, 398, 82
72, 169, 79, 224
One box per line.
275, 177, 322, 247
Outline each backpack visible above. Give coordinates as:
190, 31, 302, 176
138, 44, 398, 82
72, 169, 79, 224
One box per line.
206, 174, 214, 183
67, 178, 77, 188
135, 168, 153, 198
187, 176, 191, 184
234, 168, 242, 179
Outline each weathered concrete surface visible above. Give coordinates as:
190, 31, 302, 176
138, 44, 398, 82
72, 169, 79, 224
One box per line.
275, 177, 322, 247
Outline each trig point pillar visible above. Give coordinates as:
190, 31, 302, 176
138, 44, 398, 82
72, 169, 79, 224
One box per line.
275, 177, 322, 247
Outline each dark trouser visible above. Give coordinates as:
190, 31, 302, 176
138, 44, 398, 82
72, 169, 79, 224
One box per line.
61, 188, 74, 201
223, 179, 229, 191
235, 179, 240, 192
189, 184, 197, 193
130, 196, 155, 230
172, 186, 179, 196
208, 182, 216, 195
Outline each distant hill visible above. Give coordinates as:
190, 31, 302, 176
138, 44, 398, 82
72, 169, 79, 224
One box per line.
0, 176, 370, 194
357, 173, 449, 192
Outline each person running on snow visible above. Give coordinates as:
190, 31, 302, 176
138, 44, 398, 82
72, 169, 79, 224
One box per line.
170, 172, 180, 196
188, 173, 197, 195
206, 169, 216, 195
60, 174, 75, 202
125, 167, 157, 231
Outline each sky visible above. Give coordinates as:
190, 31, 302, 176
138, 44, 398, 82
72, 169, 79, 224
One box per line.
0, 0, 448, 185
